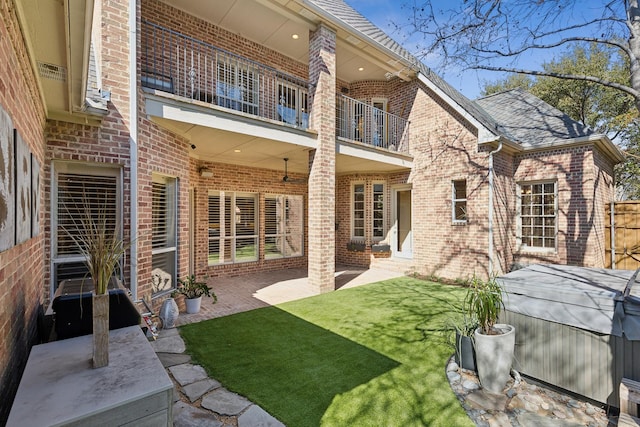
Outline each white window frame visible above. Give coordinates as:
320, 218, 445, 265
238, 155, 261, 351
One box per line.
452, 180, 467, 224
371, 181, 386, 241
264, 194, 304, 259
351, 182, 366, 240
208, 190, 259, 265
371, 98, 388, 148
277, 81, 309, 128
517, 180, 558, 252
50, 161, 123, 297
151, 174, 178, 296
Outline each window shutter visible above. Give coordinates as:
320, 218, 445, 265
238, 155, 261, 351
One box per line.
56, 173, 118, 256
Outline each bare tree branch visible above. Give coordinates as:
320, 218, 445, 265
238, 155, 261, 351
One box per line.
475, 65, 640, 99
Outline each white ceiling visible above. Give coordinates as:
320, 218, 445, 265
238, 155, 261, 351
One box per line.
162, 0, 410, 83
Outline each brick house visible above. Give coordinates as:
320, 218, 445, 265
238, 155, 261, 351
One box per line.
0, 0, 623, 420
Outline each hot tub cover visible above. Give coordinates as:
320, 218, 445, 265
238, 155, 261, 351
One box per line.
497, 264, 640, 340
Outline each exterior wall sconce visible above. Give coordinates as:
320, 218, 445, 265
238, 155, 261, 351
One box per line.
199, 166, 213, 178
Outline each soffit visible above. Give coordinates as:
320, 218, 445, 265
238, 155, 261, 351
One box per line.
15, 0, 94, 119
161, 0, 412, 82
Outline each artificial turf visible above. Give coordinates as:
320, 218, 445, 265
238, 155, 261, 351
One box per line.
179, 277, 473, 427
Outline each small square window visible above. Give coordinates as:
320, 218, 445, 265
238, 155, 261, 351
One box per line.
452, 180, 467, 223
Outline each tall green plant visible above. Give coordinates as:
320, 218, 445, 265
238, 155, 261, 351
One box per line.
464, 275, 504, 335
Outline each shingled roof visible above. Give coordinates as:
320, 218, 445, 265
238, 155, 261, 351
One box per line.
474, 89, 593, 148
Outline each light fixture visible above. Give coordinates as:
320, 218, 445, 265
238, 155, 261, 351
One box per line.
358, 67, 364, 71
234, 149, 242, 153
199, 166, 213, 178
292, 34, 299, 40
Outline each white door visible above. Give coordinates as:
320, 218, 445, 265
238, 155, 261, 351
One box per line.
392, 188, 413, 258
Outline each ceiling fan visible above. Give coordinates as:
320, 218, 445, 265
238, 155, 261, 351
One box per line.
281, 158, 307, 183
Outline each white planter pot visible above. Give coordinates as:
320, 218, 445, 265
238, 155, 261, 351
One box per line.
474, 324, 515, 393
185, 296, 202, 314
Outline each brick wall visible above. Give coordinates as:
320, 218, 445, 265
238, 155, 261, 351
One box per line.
0, 0, 47, 423
513, 145, 613, 268
406, 81, 492, 280
191, 160, 308, 280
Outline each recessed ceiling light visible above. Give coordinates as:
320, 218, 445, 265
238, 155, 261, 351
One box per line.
234, 149, 241, 153
358, 67, 364, 71
292, 34, 299, 40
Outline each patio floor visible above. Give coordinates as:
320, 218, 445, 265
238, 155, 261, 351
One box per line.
175, 265, 406, 326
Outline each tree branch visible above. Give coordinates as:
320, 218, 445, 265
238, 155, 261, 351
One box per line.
473, 65, 640, 98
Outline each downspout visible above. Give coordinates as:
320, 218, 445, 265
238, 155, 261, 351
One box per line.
129, 0, 139, 299
488, 139, 503, 275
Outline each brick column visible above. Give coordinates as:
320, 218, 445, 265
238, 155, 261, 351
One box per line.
307, 24, 336, 293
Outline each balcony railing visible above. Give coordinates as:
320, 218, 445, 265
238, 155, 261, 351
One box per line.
141, 21, 309, 128
141, 21, 410, 153
336, 95, 410, 153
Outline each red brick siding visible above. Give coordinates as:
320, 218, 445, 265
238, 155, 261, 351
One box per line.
513, 145, 612, 268
406, 81, 491, 280
0, 1, 47, 423
192, 161, 308, 278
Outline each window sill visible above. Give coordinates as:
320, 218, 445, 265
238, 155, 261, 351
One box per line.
517, 246, 557, 255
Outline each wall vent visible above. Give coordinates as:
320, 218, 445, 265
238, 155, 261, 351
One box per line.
37, 62, 67, 82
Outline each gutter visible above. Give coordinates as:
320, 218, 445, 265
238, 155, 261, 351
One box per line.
488, 139, 503, 275
129, 0, 139, 299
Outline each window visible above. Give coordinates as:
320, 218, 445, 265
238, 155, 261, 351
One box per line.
208, 191, 258, 264
277, 82, 309, 128
452, 180, 467, 223
372, 183, 385, 240
52, 163, 121, 293
352, 183, 365, 239
519, 182, 556, 250
265, 195, 304, 259
216, 59, 258, 114
151, 175, 177, 295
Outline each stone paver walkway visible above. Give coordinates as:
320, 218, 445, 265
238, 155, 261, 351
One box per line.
152, 328, 285, 426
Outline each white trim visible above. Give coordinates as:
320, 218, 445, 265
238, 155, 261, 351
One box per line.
371, 180, 386, 242
451, 179, 467, 224
351, 182, 366, 240
517, 180, 558, 253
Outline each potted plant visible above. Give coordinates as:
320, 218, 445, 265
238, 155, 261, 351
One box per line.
63, 194, 130, 368
176, 275, 217, 314
465, 275, 515, 393
447, 308, 478, 371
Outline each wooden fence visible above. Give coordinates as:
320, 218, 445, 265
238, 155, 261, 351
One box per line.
606, 201, 640, 269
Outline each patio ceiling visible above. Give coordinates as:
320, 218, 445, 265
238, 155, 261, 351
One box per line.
162, 0, 413, 83
146, 95, 413, 175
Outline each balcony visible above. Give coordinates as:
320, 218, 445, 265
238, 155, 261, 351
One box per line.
336, 96, 409, 153
141, 21, 309, 130
141, 21, 410, 154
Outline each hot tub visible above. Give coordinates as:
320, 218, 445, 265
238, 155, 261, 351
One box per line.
497, 264, 640, 407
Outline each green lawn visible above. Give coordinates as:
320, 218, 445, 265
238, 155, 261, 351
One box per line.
179, 277, 473, 427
